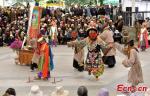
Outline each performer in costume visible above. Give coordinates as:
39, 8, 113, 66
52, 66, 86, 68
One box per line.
31, 42, 40, 71
68, 28, 108, 80
115, 40, 143, 88
100, 23, 116, 68
69, 31, 84, 72
36, 37, 54, 80
138, 22, 149, 51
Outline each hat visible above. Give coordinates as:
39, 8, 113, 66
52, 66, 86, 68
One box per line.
28, 85, 43, 96
87, 27, 98, 36
58, 27, 61, 30
41, 18, 45, 22
41, 28, 44, 30
118, 16, 123, 19
51, 86, 69, 96
98, 88, 109, 96
79, 29, 84, 32
43, 23, 47, 27
10, 34, 13, 37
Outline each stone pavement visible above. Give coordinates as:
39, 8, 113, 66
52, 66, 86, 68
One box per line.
0, 46, 150, 96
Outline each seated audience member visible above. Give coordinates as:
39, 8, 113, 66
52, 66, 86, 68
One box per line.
98, 88, 109, 96
3, 88, 16, 96
51, 86, 69, 96
77, 86, 88, 96
28, 85, 43, 96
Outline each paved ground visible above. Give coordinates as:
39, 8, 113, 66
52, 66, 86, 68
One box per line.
0, 45, 150, 96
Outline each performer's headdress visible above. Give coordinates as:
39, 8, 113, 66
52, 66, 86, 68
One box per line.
86, 27, 98, 36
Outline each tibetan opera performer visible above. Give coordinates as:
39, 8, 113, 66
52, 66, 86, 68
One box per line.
36, 37, 54, 80
67, 28, 108, 80
138, 22, 149, 51
100, 24, 116, 68
30, 42, 41, 71
69, 31, 84, 72
115, 40, 143, 88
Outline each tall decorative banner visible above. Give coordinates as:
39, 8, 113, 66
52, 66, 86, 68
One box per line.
27, 6, 42, 48
29, 6, 42, 39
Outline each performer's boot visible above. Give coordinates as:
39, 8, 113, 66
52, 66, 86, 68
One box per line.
108, 64, 115, 68
95, 76, 99, 81
42, 77, 48, 81
34, 72, 42, 80
34, 76, 41, 80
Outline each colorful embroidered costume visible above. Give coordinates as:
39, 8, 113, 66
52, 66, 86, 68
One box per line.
68, 37, 106, 79
37, 38, 54, 80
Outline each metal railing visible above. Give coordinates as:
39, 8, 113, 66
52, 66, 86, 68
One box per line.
122, 11, 150, 26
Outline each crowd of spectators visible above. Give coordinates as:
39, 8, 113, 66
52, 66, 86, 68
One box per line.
0, 6, 29, 46
2, 85, 109, 96
0, 4, 123, 47
3, 85, 149, 96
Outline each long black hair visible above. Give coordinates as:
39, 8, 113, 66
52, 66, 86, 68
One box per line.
5, 88, 16, 96
126, 40, 139, 52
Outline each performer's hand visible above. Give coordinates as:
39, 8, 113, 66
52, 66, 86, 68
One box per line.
67, 42, 71, 47
122, 59, 129, 68
67, 42, 75, 47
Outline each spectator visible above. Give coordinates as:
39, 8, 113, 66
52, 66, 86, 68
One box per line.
0, 5, 122, 47
3, 88, 16, 96
100, 23, 116, 68
138, 22, 149, 51
115, 16, 124, 33
145, 17, 150, 32
97, 88, 109, 96
51, 86, 69, 96
77, 86, 88, 96
134, 20, 141, 41
28, 85, 43, 96
98, 6, 106, 16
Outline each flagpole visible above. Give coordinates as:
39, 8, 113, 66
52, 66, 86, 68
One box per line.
132, 0, 135, 26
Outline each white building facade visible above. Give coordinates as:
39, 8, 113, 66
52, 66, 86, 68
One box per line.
0, 0, 13, 7
121, 0, 150, 26
122, 0, 150, 17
